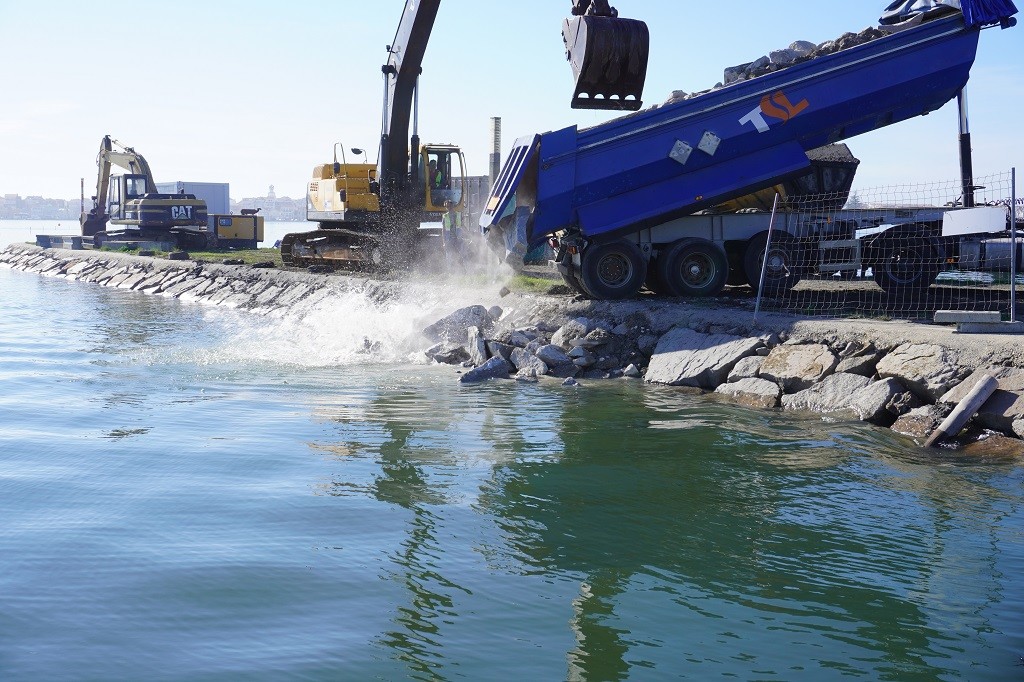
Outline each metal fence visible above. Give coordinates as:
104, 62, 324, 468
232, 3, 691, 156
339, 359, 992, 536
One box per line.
752, 169, 1019, 321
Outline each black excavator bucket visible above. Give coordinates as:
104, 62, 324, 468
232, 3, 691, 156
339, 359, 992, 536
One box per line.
563, 14, 649, 111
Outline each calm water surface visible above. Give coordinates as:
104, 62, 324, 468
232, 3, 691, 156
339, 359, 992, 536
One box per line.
1, 220, 1022, 680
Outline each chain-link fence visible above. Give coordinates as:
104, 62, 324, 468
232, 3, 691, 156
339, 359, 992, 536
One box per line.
751, 170, 1018, 321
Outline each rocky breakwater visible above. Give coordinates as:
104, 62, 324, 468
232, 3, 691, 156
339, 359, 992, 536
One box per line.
422, 299, 1024, 455
0, 243, 404, 315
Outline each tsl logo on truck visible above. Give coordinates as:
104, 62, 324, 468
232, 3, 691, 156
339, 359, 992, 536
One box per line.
171, 206, 192, 220
740, 91, 810, 133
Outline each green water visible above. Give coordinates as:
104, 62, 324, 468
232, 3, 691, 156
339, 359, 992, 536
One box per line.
0, 248, 1022, 680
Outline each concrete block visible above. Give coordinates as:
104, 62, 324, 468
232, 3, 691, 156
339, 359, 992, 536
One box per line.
934, 310, 1001, 324
955, 322, 1024, 335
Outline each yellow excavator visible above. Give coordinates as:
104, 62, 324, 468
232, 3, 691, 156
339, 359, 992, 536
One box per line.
280, 0, 650, 271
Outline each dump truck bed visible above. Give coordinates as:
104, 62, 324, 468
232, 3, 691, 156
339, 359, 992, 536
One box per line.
482, 12, 984, 259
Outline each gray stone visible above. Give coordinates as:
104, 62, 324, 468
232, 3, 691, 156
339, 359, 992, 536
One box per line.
623, 364, 642, 378
637, 334, 659, 355
507, 331, 532, 348
551, 317, 591, 349
428, 343, 470, 365
467, 326, 489, 366
486, 341, 514, 363
510, 347, 549, 376
845, 378, 906, 425
515, 368, 539, 383
939, 367, 1024, 434
781, 373, 872, 413
487, 305, 503, 321
790, 40, 816, 56
535, 344, 571, 367
876, 343, 967, 403
724, 62, 752, 84
645, 327, 762, 389
422, 305, 493, 344
574, 328, 614, 349
835, 351, 880, 377
562, 377, 580, 387
892, 405, 949, 440
728, 356, 764, 382
458, 356, 510, 383
568, 346, 591, 359
760, 343, 838, 392
715, 378, 781, 410
769, 48, 799, 65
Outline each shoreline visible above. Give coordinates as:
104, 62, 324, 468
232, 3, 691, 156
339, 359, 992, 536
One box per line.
4, 242, 1023, 456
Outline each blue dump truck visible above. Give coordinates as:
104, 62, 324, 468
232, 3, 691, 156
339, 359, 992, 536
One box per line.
480, 0, 1018, 299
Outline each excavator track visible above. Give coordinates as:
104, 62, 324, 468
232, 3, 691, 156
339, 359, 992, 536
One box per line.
280, 229, 385, 270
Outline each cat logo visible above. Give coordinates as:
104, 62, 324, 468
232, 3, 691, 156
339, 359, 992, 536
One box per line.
739, 91, 810, 133
170, 206, 193, 220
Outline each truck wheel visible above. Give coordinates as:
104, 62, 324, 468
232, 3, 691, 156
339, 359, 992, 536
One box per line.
870, 237, 939, 293
657, 238, 727, 297
743, 231, 802, 296
579, 239, 646, 300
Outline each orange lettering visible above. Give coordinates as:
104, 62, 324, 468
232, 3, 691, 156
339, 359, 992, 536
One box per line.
760, 91, 810, 124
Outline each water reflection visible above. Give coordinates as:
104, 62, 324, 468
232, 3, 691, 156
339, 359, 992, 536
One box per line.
312, 374, 1021, 679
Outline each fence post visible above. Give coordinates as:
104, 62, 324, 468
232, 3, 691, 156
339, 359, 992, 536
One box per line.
753, 193, 781, 326
1013, 167, 1018, 323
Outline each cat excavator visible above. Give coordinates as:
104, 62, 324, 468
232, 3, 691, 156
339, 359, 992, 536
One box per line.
280, 0, 649, 270
80, 135, 210, 248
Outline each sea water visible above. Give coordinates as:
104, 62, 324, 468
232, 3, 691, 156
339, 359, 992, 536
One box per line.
1, 220, 1022, 680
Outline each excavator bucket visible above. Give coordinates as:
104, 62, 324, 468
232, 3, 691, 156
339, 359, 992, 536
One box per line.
563, 15, 649, 111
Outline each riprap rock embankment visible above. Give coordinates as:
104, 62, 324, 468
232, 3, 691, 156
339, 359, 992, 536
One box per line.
5, 242, 1024, 454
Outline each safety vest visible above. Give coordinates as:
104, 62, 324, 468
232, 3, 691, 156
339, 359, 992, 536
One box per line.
442, 210, 461, 238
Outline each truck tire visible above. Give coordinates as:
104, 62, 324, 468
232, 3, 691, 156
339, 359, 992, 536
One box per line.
579, 239, 647, 300
869, 236, 939, 293
743, 231, 802, 296
656, 238, 727, 297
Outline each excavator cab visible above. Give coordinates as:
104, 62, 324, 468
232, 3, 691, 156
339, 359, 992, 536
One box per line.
563, 0, 649, 111
421, 145, 466, 213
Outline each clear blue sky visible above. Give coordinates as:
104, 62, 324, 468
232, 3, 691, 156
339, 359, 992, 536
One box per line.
1, 1, 1020, 202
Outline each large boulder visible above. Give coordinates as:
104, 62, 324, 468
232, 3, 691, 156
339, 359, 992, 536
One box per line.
781, 373, 871, 413
939, 368, 1024, 434
510, 347, 549, 376
467, 326, 489, 366
760, 343, 838, 392
645, 327, 762, 389
727, 356, 764, 382
458, 356, 510, 383
535, 344, 577, 378
422, 305, 493, 344
844, 378, 910, 425
551, 318, 591, 349
715, 378, 781, 410
876, 343, 968, 403
426, 343, 469, 365
892, 405, 951, 440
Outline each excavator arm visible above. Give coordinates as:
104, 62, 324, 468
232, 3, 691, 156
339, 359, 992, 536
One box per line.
377, 0, 650, 196
80, 135, 167, 237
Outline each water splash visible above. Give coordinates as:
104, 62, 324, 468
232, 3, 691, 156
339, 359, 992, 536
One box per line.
218, 273, 511, 368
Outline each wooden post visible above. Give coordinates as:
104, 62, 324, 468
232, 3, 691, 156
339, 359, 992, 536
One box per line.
924, 375, 999, 448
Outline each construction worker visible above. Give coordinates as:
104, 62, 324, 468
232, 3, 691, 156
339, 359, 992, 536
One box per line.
442, 200, 462, 266
428, 159, 447, 206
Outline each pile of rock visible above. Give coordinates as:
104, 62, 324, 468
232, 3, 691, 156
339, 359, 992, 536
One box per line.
664, 25, 896, 105
423, 305, 1024, 450
422, 305, 657, 385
